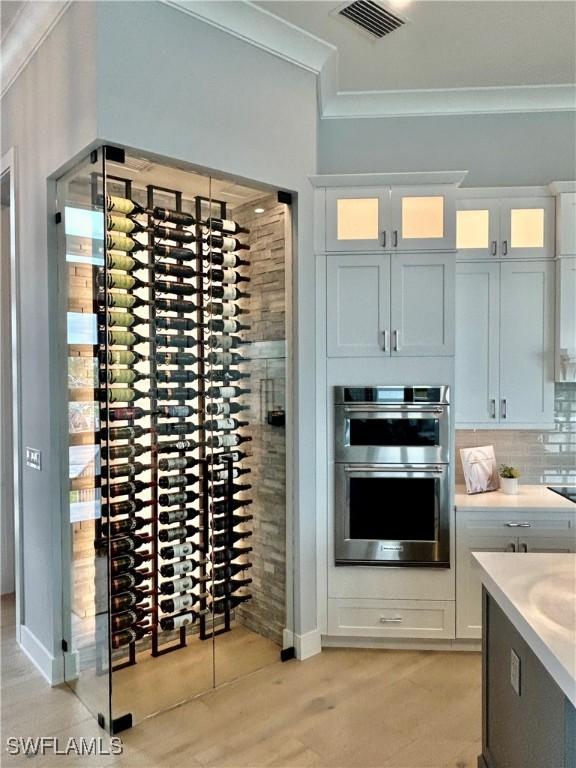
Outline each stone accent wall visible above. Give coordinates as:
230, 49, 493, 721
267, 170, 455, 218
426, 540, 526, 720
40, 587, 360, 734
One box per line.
455, 384, 576, 485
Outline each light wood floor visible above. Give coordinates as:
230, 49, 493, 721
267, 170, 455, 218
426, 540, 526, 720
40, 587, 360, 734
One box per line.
1, 595, 482, 768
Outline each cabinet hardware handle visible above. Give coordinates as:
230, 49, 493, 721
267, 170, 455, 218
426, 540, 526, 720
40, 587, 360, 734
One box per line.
505, 522, 532, 528
344, 464, 444, 474
491, 241, 497, 256
380, 330, 388, 351
501, 398, 507, 419
393, 330, 400, 352
490, 399, 496, 419
382, 231, 387, 248
520, 543, 528, 553
508, 542, 516, 552
502, 240, 508, 255
379, 617, 402, 623
393, 230, 398, 248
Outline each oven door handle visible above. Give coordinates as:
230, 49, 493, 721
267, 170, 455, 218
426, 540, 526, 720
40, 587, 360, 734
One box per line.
343, 464, 446, 474
342, 405, 445, 414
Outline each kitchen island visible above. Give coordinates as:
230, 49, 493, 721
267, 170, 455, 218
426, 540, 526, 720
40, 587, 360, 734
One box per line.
474, 552, 576, 768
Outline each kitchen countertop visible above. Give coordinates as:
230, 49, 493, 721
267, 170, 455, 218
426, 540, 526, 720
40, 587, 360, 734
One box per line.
455, 484, 576, 511
473, 552, 576, 706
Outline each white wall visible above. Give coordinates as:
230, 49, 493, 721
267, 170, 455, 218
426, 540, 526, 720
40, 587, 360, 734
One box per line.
318, 112, 576, 186
0, 1, 97, 673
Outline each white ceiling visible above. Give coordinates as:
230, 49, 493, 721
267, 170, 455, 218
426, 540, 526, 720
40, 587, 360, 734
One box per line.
255, 0, 576, 92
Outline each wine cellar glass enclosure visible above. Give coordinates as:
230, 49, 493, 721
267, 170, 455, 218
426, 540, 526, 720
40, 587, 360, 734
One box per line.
57, 146, 293, 731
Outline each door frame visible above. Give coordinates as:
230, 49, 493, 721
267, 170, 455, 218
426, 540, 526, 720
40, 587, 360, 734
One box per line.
1, 147, 23, 641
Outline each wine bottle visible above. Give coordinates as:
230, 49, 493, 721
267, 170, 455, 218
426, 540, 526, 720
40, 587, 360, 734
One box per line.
211, 482, 252, 499
111, 570, 150, 593
155, 280, 198, 298
105, 195, 146, 216
157, 404, 195, 419
160, 594, 198, 614
155, 317, 198, 332
159, 540, 196, 560
108, 479, 150, 499
211, 546, 253, 565
211, 499, 253, 515
158, 473, 200, 490
159, 574, 206, 596
100, 292, 151, 311
205, 402, 248, 417
209, 467, 251, 482
156, 370, 196, 384
107, 406, 151, 422
203, 234, 249, 252
157, 439, 200, 455
158, 507, 200, 525
156, 297, 198, 314
111, 608, 148, 633
211, 530, 253, 549
102, 330, 150, 347
160, 558, 208, 578
205, 370, 251, 384
208, 268, 250, 285
154, 261, 198, 280
205, 217, 249, 236
111, 589, 148, 613
210, 578, 252, 598
206, 285, 250, 302
158, 523, 201, 543
156, 352, 198, 367
154, 208, 195, 227
101, 443, 148, 461
206, 351, 247, 366
154, 226, 196, 244
159, 611, 200, 630
156, 421, 198, 437
111, 626, 149, 649
157, 334, 198, 350
106, 233, 147, 253
102, 388, 151, 405
100, 369, 149, 386
101, 499, 153, 517
204, 252, 250, 269
101, 311, 149, 329
158, 490, 200, 508
104, 461, 151, 480
99, 272, 151, 294
212, 514, 253, 532
156, 388, 199, 403
102, 517, 149, 538
107, 215, 146, 235
109, 535, 148, 557
105, 350, 148, 367
212, 562, 252, 581
106, 251, 146, 273
158, 455, 196, 472
207, 434, 252, 450
204, 418, 249, 432
110, 552, 152, 576
206, 302, 247, 319
208, 318, 249, 333
211, 594, 251, 613
154, 244, 196, 262
101, 424, 148, 441
206, 386, 250, 399
210, 450, 248, 464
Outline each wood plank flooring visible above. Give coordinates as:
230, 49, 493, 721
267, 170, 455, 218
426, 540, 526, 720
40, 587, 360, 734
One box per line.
1, 595, 482, 767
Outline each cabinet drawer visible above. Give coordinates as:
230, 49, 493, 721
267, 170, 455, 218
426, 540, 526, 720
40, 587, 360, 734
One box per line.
463, 516, 573, 535
327, 598, 455, 639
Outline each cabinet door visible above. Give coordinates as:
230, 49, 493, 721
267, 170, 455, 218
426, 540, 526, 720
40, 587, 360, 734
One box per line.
500, 197, 555, 259
519, 536, 576, 554
390, 187, 455, 251
325, 188, 390, 252
455, 262, 500, 425
456, 534, 517, 639
390, 252, 454, 356
556, 257, 576, 380
500, 261, 555, 425
326, 254, 390, 357
455, 198, 501, 259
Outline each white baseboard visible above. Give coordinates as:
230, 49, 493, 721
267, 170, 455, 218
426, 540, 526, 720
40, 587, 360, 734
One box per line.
19, 625, 64, 685
321, 635, 481, 652
294, 629, 322, 660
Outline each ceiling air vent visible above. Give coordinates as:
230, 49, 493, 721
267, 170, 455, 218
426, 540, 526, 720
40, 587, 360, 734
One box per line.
337, 0, 406, 40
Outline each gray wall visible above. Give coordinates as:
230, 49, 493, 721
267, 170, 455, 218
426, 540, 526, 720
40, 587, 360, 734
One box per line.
1, 1, 97, 661
318, 112, 576, 186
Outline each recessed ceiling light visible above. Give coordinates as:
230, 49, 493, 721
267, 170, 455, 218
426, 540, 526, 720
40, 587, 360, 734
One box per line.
254, 207, 265, 214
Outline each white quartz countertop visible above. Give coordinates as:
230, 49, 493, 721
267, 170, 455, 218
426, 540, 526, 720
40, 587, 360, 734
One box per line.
456, 484, 576, 511
474, 552, 576, 707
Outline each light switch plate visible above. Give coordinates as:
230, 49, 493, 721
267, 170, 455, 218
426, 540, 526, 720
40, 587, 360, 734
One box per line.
25, 447, 41, 471
510, 648, 521, 696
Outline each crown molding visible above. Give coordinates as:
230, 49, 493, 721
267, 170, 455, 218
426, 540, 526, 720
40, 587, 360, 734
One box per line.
309, 171, 469, 188
1, 0, 71, 98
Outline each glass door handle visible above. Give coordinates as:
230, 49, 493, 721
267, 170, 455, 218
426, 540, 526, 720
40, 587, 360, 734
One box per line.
502, 240, 508, 255
381, 231, 387, 248
392, 230, 398, 248
491, 241, 497, 256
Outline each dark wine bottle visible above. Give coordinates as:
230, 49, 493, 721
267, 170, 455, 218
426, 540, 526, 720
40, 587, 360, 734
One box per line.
158, 455, 196, 472
208, 268, 250, 285
106, 233, 147, 253
101, 499, 153, 517
210, 450, 248, 464
100, 292, 151, 311
111, 588, 148, 614
98, 271, 150, 293
111, 626, 149, 649
160, 558, 208, 578
210, 482, 252, 499
156, 421, 198, 437
109, 535, 148, 557
206, 302, 248, 319
110, 552, 152, 576
107, 215, 146, 235
108, 479, 150, 499
159, 594, 198, 614
207, 434, 252, 450
154, 244, 196, 262
101, 424, 147, 441
154, 208, 195, 227
158, 490, 200, 508
205, 217, 249, 236
157, 334, 198, 350
156, 316, 198, 332
159, 611, 200, 630
211, 499, 253, 515
105, 195, 146, 216
209, 467, 251, 482
211, 594, 251, 613
210, 578, 252, 598
204, 252, 250, 269
111, 608, 148, 633
206, 351, 247, 366
203, 234, 249, 252
211, 562, 252, 581
156, 352, 198, 367
156, 297, 198, 314
205, 370, 250, 384
158, 523, 201, 543
204, 418, 249, 433
100, 369, 148, 386
156, 388, 199, 403
206, 336, 249, 352
157, 405, 195, 419
211, 546, 253, 565
104, 461, 151, 480
158, 473, 200, 490
104, 350, 148, 367
160, 573, 206, 596
101, 311, 149, 330
212, 514, 253, 532
208, 318, 249, 333
158, 507, 200, 525
111, 570, 150, 594
155, 226, 196, 244
102, 516, 149, 538
154, 261, 198, 279
155, 280, 198, 298
159, 540, 196, 560
205, 402, 249, 417
206, 285, 250, 302
156, 370, 196, 384
211, 530, 253, 549
107, 406, 151, 422
101, 443, 148, 460
157, 438, 200, 454
206, 385, 251, 399
102, 388, 151, 405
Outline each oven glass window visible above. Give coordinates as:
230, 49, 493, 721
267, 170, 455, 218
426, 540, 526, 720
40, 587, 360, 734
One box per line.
349, 418, 439, 447
349, 478, 436, 541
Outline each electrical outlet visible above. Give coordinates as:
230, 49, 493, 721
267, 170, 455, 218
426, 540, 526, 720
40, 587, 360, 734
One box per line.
25, 447, 42, 471
510, 648, 521, 695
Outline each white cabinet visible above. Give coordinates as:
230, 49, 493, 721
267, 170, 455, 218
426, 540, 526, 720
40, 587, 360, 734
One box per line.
556, 192, 576, 256
327, 253, 454, 357
455, 260, 555, 427
328, 598, 455, 639
456, 195, 555, 260
556, 257, 576, 381
326, 186, 455, 252
456, 513, 575, 638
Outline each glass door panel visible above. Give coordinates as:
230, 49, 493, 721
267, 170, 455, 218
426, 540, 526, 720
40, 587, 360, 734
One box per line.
500, 197, 555, 258
326, 188, 389, 251
456, 198, 500, 258
391, 188, 455, 251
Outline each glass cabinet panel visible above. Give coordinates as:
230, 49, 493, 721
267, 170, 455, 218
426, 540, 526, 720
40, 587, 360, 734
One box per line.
455, 198, 500, 258
337, 198, 379, 241
401, 196, 444, 240
510, 208, 545, 249
391, 189, 455, 251
326, 188, 388, 251
501, 197, 554, 258
456, 209, 490, 250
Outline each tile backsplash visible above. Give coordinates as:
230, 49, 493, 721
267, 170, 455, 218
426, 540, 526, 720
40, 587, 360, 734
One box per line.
455, 384, 576, 485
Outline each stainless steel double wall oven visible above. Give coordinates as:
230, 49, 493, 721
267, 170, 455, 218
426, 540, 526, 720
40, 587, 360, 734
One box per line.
334, 386, 451, 567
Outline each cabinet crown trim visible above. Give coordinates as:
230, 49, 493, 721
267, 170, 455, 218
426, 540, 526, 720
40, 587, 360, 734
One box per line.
455, 186, 553, 199
309, 171, 468, 188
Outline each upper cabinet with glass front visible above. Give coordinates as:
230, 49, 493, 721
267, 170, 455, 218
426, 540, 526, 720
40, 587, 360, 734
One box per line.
456, 193, 555, 260
325, 186, 455, 252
